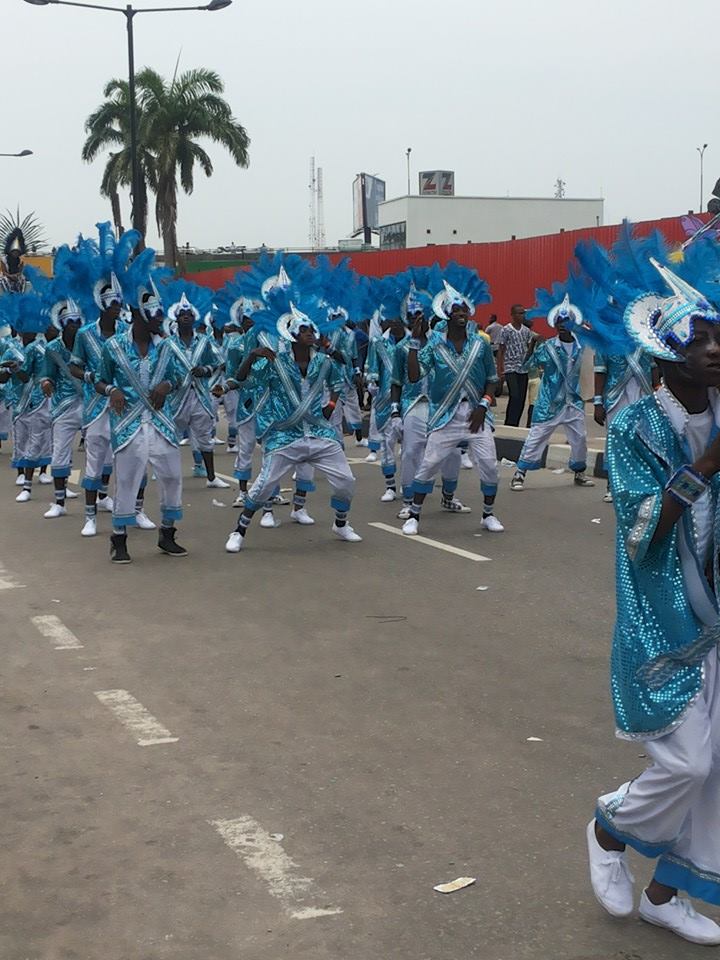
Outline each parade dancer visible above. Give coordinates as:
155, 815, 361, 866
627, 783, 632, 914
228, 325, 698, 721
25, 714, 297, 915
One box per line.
0, 227, 32, 295
96, 278, 186, 563
69, 276, 123, 535
365, 280, 405, 502
163, 283, 229, 490
225, 292, 362, 553
392, 282, 466, 520
581, 236, 720, 944
510, 295, 595, 491
401, 269, 503, 536
41, 298, 84, 518
211, 312, 240, 454
0, 293, 51, 501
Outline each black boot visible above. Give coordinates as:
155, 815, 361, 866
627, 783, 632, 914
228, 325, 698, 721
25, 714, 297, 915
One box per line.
110, 533, 131, 564
158, 525, 188, 557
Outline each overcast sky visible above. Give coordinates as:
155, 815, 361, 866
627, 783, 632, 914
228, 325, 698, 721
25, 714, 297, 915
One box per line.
4, 0, 717, 251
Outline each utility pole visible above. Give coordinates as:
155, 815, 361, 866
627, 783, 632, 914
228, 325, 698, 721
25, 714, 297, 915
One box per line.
308, 156, 317, 249
316, 166, 325, 249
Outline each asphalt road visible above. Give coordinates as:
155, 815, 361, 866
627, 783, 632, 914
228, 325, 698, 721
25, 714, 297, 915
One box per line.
0, 432, 711, 960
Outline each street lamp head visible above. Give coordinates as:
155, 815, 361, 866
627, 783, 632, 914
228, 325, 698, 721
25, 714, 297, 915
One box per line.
206, 0, 232, 9
17, 150, 33, 157
23, 0, 55, 6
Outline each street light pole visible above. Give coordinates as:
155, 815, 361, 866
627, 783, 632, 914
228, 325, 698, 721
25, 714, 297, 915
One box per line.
23, 0, 232, 234
406, 147, 412, 196
697, 143, 708, 213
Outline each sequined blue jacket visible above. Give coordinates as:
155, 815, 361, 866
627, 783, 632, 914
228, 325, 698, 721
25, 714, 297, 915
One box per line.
71, 322, 115, 427
225, 332, 257, 425
418, 330, 498, 432
607, 389, 720, 738
166, 332, 221, 419
528, 338, 585, 424
392, 335, 430, 416
365, 335, 400, 430
42, 337, 84, 420
251, 350, 343, 453
97, 331, 183, 451
7, 339, 47, 418
594, 349, 654, 412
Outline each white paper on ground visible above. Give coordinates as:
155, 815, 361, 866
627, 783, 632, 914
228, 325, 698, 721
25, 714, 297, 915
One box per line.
526, 737, 544, 742
433, 877, 476, 894
476, 586, 489, 591
212, 499, 227, 508
591, 518, 601, 524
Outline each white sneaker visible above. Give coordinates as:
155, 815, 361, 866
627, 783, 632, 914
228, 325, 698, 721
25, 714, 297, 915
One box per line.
97, 496, 113, 512
207, 476, 230, 489
510, 475, 525, 491
402, 517, 419, 536
397, 505, 412, 520
260, 511, 280, 528
603, 490, 613, 503
460, 452, 473, 469
225, 531, 244, 553
269, 493, 290, 506
365, 451, 378, 463
232, 491, 246, 508
639, 891, 720, 945
15, 488, 31, 503
586, 820, 635, 919
81, 517, 97, 537
481, 514, 504, 532
179, 438, 190, 446
38, 473, 53, 485
44, 503, 67, 519
135, 511, 156, 530
213, 436, 224, 445
290, 507, 315, 525
15, 474, 26, 486
356, 437, 369, 447
65, 488, 79, 500
227, 444, 239, 454
380, 488, 397, 502
332, 522, 362, 542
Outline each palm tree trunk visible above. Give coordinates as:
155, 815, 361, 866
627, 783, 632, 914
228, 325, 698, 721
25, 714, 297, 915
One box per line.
110, 190, 124, 236
157, 174, 178, 269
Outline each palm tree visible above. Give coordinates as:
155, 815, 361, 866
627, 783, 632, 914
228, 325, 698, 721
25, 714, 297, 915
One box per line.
83, 68, 250, 268
82, 79, 156, 238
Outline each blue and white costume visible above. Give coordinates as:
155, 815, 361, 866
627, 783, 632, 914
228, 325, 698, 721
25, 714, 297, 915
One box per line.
98, 325, 183, 531
72, 319, 116, 494
594, 347, 654, 425
516, 331, 588, 474
42, 305, 85, 483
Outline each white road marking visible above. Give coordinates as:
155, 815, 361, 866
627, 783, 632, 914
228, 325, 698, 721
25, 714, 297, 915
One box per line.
210, 816, 342, 920
31, 614, 83, 649
94, 690, 178, 746
368, 522, 491, 562
0, 566, 26, 590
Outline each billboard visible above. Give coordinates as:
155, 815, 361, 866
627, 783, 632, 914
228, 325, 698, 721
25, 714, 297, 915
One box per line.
419, 170, 455, 196
352, 173, 386, 235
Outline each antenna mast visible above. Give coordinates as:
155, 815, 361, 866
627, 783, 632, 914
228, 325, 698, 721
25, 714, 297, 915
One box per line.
308, 157, 318, 249
316, 166, 325, 249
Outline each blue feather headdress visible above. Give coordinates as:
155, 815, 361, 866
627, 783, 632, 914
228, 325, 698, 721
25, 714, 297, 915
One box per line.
252, 283, 346, 344
0, 288, 49, 337
160, 278, 214, 330
430, 261, 491, 319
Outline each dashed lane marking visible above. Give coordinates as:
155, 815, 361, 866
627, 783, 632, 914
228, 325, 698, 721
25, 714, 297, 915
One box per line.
368, 522, 491, 562
94, 690, 179, 746
210, 816, 342, 920
31, 614, 83, 649
0, 563, 26, 590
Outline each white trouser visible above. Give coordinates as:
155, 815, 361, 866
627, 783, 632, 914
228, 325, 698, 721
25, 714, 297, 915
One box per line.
415, 401, 498, 497
175, 392, 214, 453
83, 410, 113, 490
112, 422, 182, 528
51, 400, 83, 478
13, 401, 52, 470
401, 401, 461, 500
597, 650, 720, 905
0, 400, 11, 439
233, 417, 257, 481
368, 406, 381, 452
331, 383, 363, 439
221, 390, 239, 439
246, 438, 355, 512
517, 405, 587, 472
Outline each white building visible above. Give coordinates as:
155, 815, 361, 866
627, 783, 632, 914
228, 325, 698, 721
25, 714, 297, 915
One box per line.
377, 195, 604, 249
